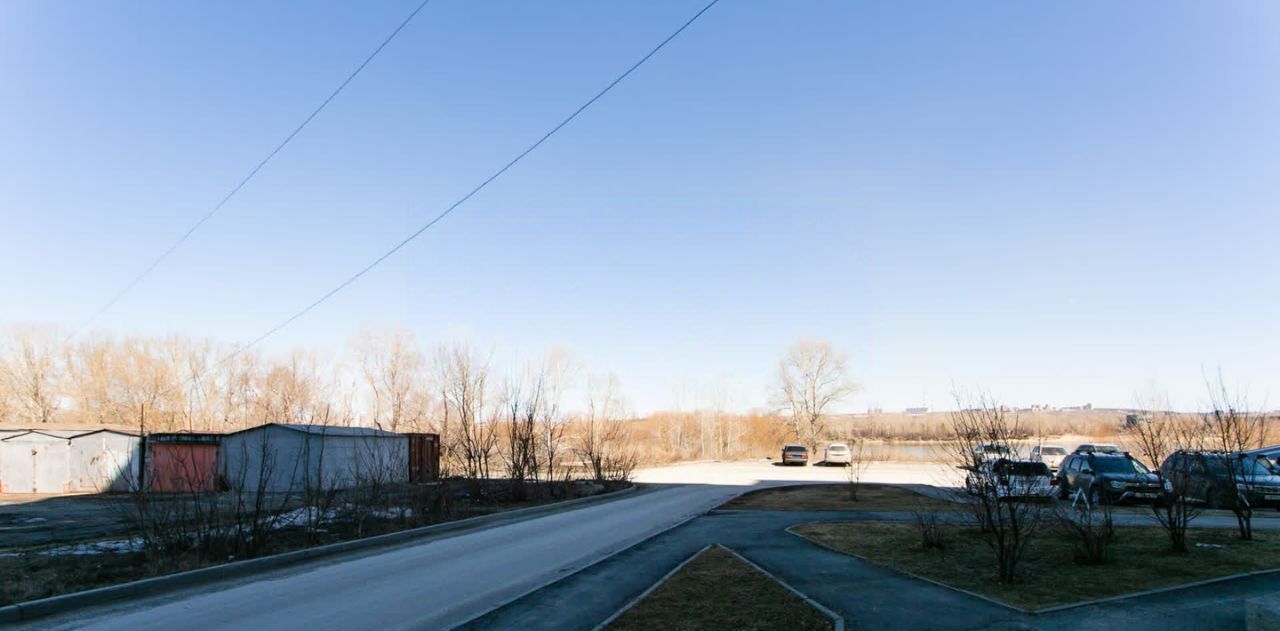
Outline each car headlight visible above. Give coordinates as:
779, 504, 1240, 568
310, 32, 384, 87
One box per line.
1108, 480, 1126, 490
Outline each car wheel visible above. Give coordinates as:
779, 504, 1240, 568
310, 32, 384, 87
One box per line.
1057, 480, 1069, 500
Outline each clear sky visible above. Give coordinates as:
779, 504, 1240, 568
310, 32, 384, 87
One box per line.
1, 1, 1277, 414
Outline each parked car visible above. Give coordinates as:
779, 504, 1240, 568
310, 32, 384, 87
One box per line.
1057, 451, 1161, 504
824, 443, 852, 465
965, 458, 1056, 500
1244, 446, 1280, 474
781, 444, 809, 466
1029, 445, 1069, 472
1160, 451, 1280, 509
1072, 443, 1122, 455
972, 443, 1013, 464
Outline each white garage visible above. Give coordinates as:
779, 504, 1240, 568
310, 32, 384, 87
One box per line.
220, 423, 408, 494
0, 426, 142, 494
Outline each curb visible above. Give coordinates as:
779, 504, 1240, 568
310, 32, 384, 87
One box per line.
720, 545, 846, 631
589, 544, 713, 631
0, 484, 639, 624
1032, 566, 1280, 615
785, 522, 1280, 616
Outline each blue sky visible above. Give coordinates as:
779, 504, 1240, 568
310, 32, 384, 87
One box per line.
1, 1, 1277, 413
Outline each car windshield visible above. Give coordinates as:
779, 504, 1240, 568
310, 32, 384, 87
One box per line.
828, 446, 848, 451
1090, 457, 1143, 474
1040, 447, 1067, 455
784, 446, 806, 453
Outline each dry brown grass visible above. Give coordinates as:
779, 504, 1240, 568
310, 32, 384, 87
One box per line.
607, 545, 833, 631
794, 521, 1280, 610
721, 483, 962, 512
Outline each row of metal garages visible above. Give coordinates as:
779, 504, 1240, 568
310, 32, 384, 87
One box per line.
0, 423, 440, 495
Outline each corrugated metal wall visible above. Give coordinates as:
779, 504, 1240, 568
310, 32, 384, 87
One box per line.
220, 426, 408, 493
69, 432, 141, 492
149, 443, 218, 492
0, 433, 71, 494
0, 430, 140, 494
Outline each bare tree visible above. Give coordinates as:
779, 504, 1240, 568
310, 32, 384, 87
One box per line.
0, 325, 63, 423
1127, 395, 1205, 553
353, 327, 430, 433
947, 393, 1044, 584
844, 435, 872, 501
434, 343, 494, 479
577, 374, 636, 484
1203, 375, 1268, 540
773, 339, 858, 454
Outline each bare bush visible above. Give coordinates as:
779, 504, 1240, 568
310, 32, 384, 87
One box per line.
947, 393, 1045, 584
912, 504, 948, 551
1199, 376, 1268, 540
844, 436, 871, 501
1127, 398, 1204, 553
1054, 490, 1114, 565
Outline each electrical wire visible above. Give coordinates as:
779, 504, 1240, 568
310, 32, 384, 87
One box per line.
67, 0, 435, 341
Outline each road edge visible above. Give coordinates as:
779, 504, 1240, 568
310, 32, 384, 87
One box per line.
0, 484, 639, 624
720, 545, 846, 631
588, 544, 713, 631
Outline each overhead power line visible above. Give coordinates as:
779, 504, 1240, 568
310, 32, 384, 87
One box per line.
229, 0, 721, 358
173, 0, 722, 396
68, 0, 435, 341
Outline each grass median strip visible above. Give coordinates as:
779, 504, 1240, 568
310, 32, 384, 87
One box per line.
793, 521, 1280, 610
722, 483, 961, 513
606, 545, 833, 631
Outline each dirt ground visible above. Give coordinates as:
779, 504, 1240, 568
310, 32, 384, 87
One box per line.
0, 494, 135, 548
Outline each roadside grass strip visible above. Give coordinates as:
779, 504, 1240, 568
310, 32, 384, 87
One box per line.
601, 544, 841, 631
721, 483, 961, 513
790, 520, 1280, 612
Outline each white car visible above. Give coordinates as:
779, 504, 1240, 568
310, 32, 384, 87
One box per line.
965, 459, 1056, 500
1030, 445, 1069, 472
972, 443, 1012, 464
825, 443, 852, 465
1074, 443, 1122, 455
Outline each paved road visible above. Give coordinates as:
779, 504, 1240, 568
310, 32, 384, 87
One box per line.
18, 460, 1274, 630
467, 508, 1280, 630
25, 460, 946, 631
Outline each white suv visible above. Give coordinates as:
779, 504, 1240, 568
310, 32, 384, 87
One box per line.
1030, 445, 1069, 472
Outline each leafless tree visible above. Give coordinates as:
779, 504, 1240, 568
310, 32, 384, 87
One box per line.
0, 325, 63, 423
773, 339, 858, 454
946, 392, 1044, 584
353, 327, 430, 433
536, 350, 574, 487
577, 374, 636, 484
1054, 488, 1115, 565
1203, 375, 1268, 540
434, 343, 494, 479
843, 435, 872, 501
1127, 395, 1204, 553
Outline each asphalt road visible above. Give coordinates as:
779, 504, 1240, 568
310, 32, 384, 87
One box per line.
20, 460, 1271, 630
25, 460, 947, 631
